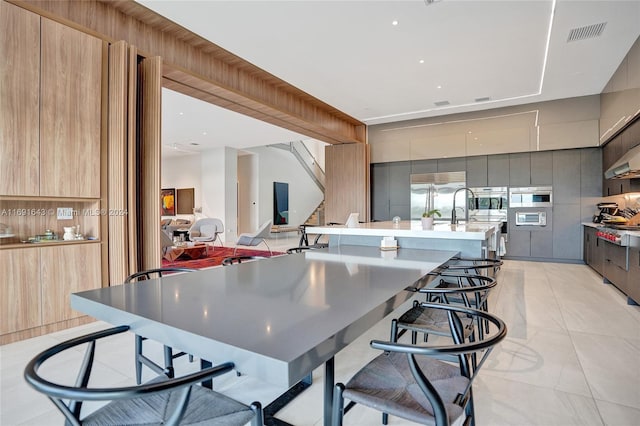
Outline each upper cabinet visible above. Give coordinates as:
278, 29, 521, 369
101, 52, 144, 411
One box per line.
40, 18, 103, 198
600, 37, 640, 142
0, 5, 103, 198
0, 2, 40, 196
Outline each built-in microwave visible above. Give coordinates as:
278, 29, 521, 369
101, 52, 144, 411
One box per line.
515, 211, 547, 226
509, 186, 553, 207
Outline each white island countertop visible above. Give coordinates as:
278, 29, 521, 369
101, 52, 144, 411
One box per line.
311, 220, 497, 241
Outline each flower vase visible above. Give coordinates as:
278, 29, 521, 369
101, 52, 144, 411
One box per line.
421, 217, 434, 230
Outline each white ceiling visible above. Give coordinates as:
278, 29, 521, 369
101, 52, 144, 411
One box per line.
143, 0, 640, 157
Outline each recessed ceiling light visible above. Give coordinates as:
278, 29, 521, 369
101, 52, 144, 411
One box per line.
419, 59, 425, 64
202, 132, 207, 135
392, 20, 399, 26
437, 85, 442, 89
468, 131, 472, 134
179, 112, 184, 116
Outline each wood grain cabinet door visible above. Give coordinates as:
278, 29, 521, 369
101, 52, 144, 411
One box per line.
40, 18, 103, 198
0, 248, 41, 335
0, 2, 40, 196
41, 244, 102, 324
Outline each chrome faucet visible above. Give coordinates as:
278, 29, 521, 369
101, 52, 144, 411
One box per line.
451, 187, 476, 224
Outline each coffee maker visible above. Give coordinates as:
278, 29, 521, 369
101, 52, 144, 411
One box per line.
593, 202, 619, 223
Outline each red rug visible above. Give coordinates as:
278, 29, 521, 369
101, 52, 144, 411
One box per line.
161, 246, 283, 269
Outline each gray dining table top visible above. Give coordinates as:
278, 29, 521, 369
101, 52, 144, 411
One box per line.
71, 245, 457, 387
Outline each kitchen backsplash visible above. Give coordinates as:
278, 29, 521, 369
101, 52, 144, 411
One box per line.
602, 192, 640, 209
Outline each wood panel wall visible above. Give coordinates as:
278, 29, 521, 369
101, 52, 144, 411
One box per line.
107, 41, 129, 284
10, 0, 365, 145
139, 56, 162, 270
0, 1, 40, 196
39, 17, 102, 197
127, 45, 140, 274
325, 143, 370, 225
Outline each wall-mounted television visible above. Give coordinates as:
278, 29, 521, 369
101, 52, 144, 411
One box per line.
273, 182, 289, 225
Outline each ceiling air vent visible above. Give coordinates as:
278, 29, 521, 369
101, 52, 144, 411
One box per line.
475, 97, 491, 102
567, 22, 606, 42
434, 100, 450, 107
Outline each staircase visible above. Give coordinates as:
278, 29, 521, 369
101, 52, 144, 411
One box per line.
269, 140, 326, 226
269, 141, 325, 192
304, 200, 325, 226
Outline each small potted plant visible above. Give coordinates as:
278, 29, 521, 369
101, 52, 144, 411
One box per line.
421, 209, 441, 230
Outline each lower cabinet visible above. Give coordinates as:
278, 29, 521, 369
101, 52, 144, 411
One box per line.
584, 226, 639, 304
41, 244, 102, 324
506, 208, 553, 259
627, 247, 640, 304
0, 243, 102, 339
584, 226, 605, 275
0, 248, 41, 335
506, 229, 553, 258
603, 240, 628, 294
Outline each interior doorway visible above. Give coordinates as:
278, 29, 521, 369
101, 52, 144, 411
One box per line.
237, 151, 258, 234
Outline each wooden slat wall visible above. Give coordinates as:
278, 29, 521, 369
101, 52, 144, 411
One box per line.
325, 143, 370, 225
139, 56, 162, 271
127, 45, 139, 274
107, 41, 129, 284
10, 0, 365, 145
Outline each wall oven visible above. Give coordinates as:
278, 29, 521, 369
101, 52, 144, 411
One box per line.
468, 186, 508, 213
515, 211, 547, 226
509, 186, 553, 208
468, 186, 508, 237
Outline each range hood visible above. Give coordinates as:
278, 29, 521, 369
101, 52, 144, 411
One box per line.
605, 144, 640, 179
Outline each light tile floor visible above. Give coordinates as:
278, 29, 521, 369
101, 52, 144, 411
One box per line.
2, 235, 640, 425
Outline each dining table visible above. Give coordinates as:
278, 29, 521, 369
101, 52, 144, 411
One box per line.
71, 244, 458, 425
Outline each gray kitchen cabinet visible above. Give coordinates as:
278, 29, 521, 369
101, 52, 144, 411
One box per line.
603, 241, 628, 294
509, 153, 531, 187
602, 136, 624, 197
553, 150, 581, 204
530, 151, 553, 185
602, 135, 622, 170
584, 226, 605, 274
506, 228, 531, 257
580, 148, 602, 198
371, 163, 390, 221
627, 247, 639, 304
411, 159, 437, 174
487, 154, 510, 186
437, 157, 466, 173
621, 118, 640, 151
531, 229, 554, 258
466, 156, 488, 187
388, 161, 411, 219
506, 207, 554, 259
552, 204, 582, 260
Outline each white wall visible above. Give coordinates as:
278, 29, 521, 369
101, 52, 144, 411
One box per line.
162, 144, 322, 241
200, 147, 238, 243
161, 154, 201, 222
243, 145, 324, 228
302, 138, 326, 172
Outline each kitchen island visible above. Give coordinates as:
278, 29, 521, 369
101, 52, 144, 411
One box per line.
311, 220, 499, 258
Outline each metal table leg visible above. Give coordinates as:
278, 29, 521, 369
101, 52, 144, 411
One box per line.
324, 357, 335, 426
